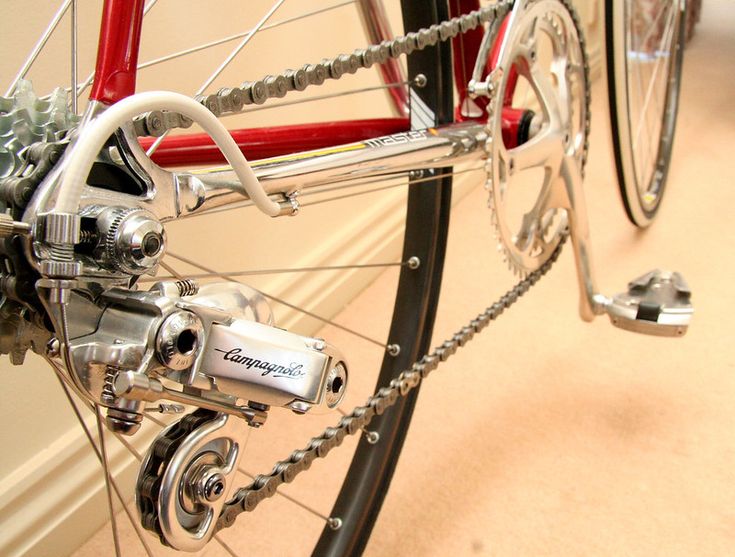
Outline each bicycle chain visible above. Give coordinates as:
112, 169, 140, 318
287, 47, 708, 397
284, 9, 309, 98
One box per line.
134, 0, 592, 540
133, 1, 514, 137
137, 409, 218, 544
213, 234, 567, 532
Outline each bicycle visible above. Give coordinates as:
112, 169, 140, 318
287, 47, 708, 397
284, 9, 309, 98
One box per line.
0, 1, 692, 555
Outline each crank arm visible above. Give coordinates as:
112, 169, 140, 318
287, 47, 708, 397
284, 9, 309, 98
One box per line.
557, 156, 692, 336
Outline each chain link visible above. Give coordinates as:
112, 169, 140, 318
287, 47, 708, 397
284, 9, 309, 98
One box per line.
132, 2, 513, 137
214, 234, 566, 532
131, 0, 595, 540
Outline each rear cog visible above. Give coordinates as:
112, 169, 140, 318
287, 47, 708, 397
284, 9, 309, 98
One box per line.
485, 0, 590, 276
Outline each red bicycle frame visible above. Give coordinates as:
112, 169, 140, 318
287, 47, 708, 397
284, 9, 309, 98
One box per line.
88, 0, 528, 167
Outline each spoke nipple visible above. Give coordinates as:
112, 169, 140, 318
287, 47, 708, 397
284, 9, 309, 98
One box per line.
364, 430, 380, 445
328, 517, 343, 531
413, 73, 428, 88
386, 344, 401, 357
407, 256, 421, 270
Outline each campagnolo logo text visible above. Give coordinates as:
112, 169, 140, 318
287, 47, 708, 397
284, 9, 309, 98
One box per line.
213, 347, 306, 379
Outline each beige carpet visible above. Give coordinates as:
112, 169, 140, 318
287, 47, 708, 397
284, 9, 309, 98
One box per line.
73, 2, 735, 556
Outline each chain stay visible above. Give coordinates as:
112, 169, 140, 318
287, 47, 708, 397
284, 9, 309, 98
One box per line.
214, 234, 566, 532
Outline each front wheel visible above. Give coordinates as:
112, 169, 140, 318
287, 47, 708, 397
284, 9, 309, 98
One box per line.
606, 0, 686, 227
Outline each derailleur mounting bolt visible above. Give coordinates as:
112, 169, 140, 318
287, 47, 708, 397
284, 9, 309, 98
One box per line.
467, 78, 492, 99
199, 470, 227, 502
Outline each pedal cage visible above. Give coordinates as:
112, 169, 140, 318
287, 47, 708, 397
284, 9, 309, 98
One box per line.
605, 270, 693, 337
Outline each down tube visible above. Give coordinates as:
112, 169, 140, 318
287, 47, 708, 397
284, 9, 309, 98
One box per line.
312, 1, 454, 556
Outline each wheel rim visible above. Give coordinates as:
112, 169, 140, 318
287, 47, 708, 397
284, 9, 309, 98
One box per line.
0, 2, 460, 555
607, 0, 685, 226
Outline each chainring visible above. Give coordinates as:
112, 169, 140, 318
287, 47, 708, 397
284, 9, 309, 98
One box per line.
486, 0, 590, 276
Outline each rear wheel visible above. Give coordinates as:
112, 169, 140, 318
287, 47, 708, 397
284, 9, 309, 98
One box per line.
606, 0, 686, 227
0, 1, 458, 555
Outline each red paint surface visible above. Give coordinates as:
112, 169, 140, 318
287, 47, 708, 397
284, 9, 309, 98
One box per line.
89, 0, 145, 104
450, 0, 486, 118
139, 118, 411, 167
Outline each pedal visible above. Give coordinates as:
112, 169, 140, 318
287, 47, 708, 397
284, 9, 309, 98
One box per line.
605, 270, 693, 337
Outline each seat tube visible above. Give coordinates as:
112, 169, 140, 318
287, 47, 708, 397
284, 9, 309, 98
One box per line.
89, 0, 145, 105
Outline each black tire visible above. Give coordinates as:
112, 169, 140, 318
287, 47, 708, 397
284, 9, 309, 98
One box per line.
606, 0, 686, 227
312, 2, 454, 555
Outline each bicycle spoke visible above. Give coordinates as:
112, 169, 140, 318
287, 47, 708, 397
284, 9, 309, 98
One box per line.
95, 405, 122, 557
141, 259, 410, 283
214, 534, 239, 557
631, 42, 656, 187
632, 4, 676, 174
236, 468, 341, 527
70, 0, 78, 113
300, 181, 410, 207
638, 22, 675, 187
137, 1, 356, 72
147, 0, 286, 156
159, 260, 185, 280
51, 370, 155, 557
166, 251, 390, 350
176, 165, 483, 221
4, 0, 72, 96
634, 0, 670, 55
41, 0, 160, 102
112, 431, 144, 462
144, 412, 168, 429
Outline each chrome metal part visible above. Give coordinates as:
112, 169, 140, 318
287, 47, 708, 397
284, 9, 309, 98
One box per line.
0, 213, 31, 237
97, 206, 166, 275
196, 319, 348, 412
137, 411, 245, 552
179, 122, 487, 216
605, 270, 692, 336
44, 277, 344, 427
147, 403, 186, 414
0, 3, 696, 550
487, 0, 590, 277
156, 310, 204, 371
0, 79, 78, 178
111, 370, 265, 426
217, 237, 569, 526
